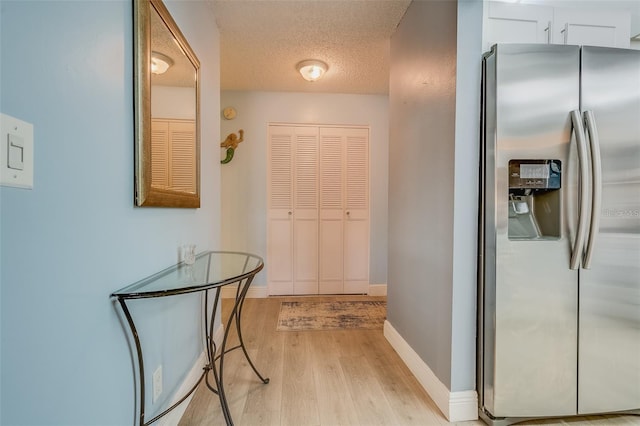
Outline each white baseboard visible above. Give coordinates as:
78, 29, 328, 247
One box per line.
383, 320, 478, 422
158, 324, 225, 426
228, 284, 387, 298
368, 283, 387, 296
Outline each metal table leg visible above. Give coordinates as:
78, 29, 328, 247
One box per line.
203, 276, 269, 426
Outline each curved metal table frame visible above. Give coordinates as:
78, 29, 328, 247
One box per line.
111, 251, 269, 426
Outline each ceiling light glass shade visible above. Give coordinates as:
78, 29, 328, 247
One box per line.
296, 60, 328, 82
151, 51, 174, 75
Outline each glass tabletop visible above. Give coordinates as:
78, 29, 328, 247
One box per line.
111, 251, 264, 299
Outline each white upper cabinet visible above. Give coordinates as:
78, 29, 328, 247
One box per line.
553, 8, 631, 48
486, 2, 553, 48
485, 2, 632, 50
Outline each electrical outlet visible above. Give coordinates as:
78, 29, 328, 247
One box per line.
152, 365, 163, 403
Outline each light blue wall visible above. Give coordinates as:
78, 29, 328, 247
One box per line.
387, 0, 483, 393
452, 0, 483, 393
0, 0, 220, 424
388, 0, 458, 389
219, 91, 389, 288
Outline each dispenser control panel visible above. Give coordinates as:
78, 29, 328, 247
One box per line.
509, 159, 561, 189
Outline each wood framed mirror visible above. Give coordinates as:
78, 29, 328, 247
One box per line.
134, 0, 201, 207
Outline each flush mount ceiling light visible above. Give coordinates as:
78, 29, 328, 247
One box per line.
296, 60, 328, 82
151, 51, 174, 75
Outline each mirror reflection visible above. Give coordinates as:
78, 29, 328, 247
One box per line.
150, 6, 196, 194
135, 0, 200, 207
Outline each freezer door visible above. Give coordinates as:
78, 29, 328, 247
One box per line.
579, 46, 640, 414
481, 44, 580, 418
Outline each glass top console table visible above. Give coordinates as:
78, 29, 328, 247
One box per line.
111, 251, 269, 425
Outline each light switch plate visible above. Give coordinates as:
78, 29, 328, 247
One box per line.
1, 113, 33, 189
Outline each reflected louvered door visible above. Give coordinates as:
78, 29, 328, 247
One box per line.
267, 126, 294, 295
293, 127, 319, 295
151, 119, 196, 192
151, 119, 169, 188
343, 128, 369, 293
169, 120, 196, 193
319, 129, 344, 294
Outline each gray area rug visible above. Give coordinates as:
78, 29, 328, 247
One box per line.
276, 300, 386, 331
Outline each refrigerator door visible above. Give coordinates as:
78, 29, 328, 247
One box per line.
481, 44, 580, 418
578, 46, 640, 414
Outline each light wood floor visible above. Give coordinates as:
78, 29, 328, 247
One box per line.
179, 296, 639, 426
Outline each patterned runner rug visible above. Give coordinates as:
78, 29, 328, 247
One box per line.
276, 300, 386, 331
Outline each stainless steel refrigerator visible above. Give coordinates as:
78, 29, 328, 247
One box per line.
478, 44, 640, 424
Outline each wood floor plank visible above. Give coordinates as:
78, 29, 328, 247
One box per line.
280, 331, 321, 426
308, 331, 360, 426
339, 353, 403, 425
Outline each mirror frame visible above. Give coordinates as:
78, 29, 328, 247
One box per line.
134, 0, 201, 207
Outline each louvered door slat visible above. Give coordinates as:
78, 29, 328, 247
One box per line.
346, 134, 369, 210
295, 134, 318, 210
170, 124, 196, 192
320, 135, 343, 209
151, 120, 169, 188
269, 133, 292, 210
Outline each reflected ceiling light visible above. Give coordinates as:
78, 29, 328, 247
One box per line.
151, 51, 174, 75
296, 60, 328, 82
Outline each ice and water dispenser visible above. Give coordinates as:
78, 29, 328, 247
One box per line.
508, 160, 561, 240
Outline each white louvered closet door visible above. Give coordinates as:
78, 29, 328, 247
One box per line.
343, 128, 369, 294
268, 124, 367, 295
319, 129, 344, 294
319, 127, 369, 294
267, 126, 294, 295
292, 127, 319, 295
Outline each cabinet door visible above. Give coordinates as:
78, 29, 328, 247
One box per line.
553, 8, 630, 48
343, 128, 369, 294
485, 2, 553, 47
319, 130, 344, 294
292, 127, 319, 295
267, 126, 294, 295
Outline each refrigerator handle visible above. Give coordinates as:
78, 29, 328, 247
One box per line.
583, 111, 602, 269
570, 110, 590, 270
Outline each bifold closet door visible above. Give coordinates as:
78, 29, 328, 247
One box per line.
319, 127, 369, 294
267, 126, 294, 295
268, 124, 368, 295
267, 126, 319, 295
319, 130, 344, 294
292, 127, 319, 295
343, 128, 369, 294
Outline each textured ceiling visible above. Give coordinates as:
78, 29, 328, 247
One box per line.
210, 0, 412, 95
